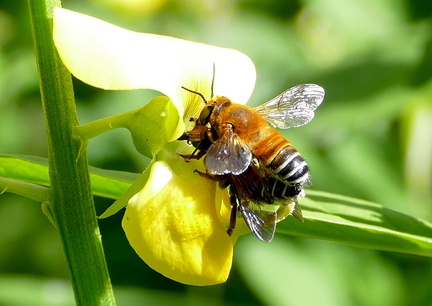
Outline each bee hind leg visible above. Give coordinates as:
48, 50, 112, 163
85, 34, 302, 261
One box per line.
227, 194, 238, 236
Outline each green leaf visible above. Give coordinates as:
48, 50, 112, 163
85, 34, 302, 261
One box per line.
98, 165, 151, 219
2, 155, 432, 257
0, 177, 48, 203
279, 190, 432, 256
0, 155, 50, 187
0, 154, 136, 200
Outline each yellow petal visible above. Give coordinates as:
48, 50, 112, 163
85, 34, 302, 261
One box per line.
53, 8, 256, 138
122, 153, 234, 285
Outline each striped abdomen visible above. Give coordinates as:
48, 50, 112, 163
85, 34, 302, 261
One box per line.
253, 130, 310, 188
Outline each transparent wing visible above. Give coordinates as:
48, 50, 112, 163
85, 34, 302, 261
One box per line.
205, 126, 252, 175
254, 83, 325, 129
239, 202, 277, 243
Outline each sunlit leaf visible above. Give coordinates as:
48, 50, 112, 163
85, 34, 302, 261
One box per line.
1, 155, 431, 257
280, 190, 432, 256
0, 155, 134, 199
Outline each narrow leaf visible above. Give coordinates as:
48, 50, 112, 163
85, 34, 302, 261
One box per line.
279, 190, 432, 256
2, 155, 431, 257
0, 155, 135, 199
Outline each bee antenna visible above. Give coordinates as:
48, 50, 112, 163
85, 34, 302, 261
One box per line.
181, 64, 215, 102
211, 62, 216, 97
181, 86, 207, 103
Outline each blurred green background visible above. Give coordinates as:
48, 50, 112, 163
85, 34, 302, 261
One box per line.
1, 0, 432, 305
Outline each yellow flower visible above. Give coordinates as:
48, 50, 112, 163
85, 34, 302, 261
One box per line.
124, 144, 237, 285
53, 8, 255, 285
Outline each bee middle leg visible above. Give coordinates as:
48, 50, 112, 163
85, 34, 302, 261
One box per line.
179, 147, 207, 161
193, 169, 218, 181
192, 169, 237, 236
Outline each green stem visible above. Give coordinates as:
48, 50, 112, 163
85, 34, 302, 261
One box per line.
28, 1, 116, 305
76, 111, 131, 140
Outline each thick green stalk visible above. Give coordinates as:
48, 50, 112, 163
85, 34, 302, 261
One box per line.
28, 0, 116, 304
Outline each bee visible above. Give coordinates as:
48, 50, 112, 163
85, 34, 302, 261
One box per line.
179, 83, 325, 242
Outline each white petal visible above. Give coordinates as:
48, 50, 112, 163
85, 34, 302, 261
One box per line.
53, 7, 256, 122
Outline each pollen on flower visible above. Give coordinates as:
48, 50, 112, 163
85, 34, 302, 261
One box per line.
167, 199, 213, 242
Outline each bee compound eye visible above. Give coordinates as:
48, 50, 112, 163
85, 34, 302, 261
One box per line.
198, 105, 214, 124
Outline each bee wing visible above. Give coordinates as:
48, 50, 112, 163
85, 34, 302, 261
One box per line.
254, 84, 325, 129
205, 127, 252, 175
239, 202, 277, 243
